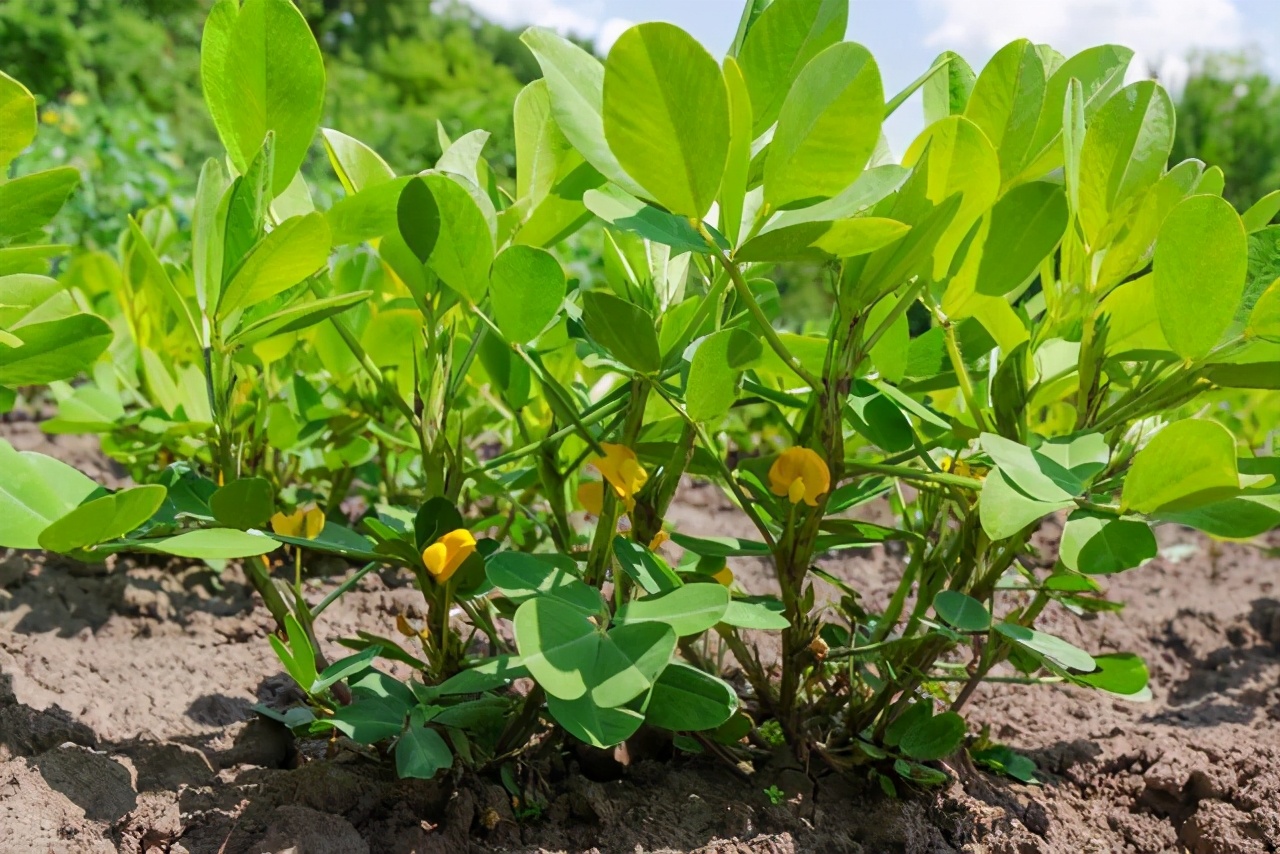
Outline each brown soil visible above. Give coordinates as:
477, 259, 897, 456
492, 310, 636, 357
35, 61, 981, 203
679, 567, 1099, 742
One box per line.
1, 421, 1278, 853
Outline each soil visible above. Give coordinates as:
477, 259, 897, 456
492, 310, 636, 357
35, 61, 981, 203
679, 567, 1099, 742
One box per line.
1, 419, 1278, 853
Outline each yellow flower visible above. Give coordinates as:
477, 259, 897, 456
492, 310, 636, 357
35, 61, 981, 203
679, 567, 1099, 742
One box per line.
270, 506, 325, 539
39, 108, 60, 126
590, 442, 648, 512
577, 480, 605, 516
939, 455, 987, 480
648, 530, 670, 550
712, 565, 734, 587
422, 528, 477, 583
67, 91, 89, 107
768, 447, 830, 507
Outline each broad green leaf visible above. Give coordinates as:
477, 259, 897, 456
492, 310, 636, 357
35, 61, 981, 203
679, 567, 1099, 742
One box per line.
1122, 420, 1240, 514
520, 28, 646, 198
326, 177, 410, 246
1077, 82, 1174, 246
434, 655, 529, 696
584, 186, 711, 254
965, 40, 1046, 183
981, 433, 1082, 502
614, 584, 731, 637
38, 485, 166, 554
547, 693, 645, 748
847, 380, 913, 452
737, 217, 908, 263
613, 539, 682, 595
398, 175, 493, 304
1036, 433, 1109, 482
396, 725, 452, 779
209, 477, 274, 530
1075, 652, 1148, 696
1242, 190, 1280, 234
975, 181, 1067, 296
1247, 277, 1280, 341
42, 384, 125, 434
900, 711, 966, 761
1059, 511, 1157, 574
145, 528, 280, 559
0, 167, 80, 241
0, 314, 112, 386
602, 23, 728, 218
685, 328, 763, 422
514, 80, 571, 208
581, 290, 661, 373
764, 42, 883, 210
489, 245, 566, 344
720, 58, 753, 246
0, 70, 36, 172
0, 441, 100, 549
219, 213, 331, 315
192, 159, 229, 314
995, 622, 1095, 672
229, 291, 371, 346
324, 696, 406, 743
201, 0, 326, 196
322, 128, 395, 194
645, 663, 738, 732
738, 0, 848, 134
436, 129, 490, 187
485, 551, 606, 618
721, 597, 791, 629
311, 647, 379, 694
979, 467, 1074, 540
1153, 194, 1247, 361
1157, 492, 1280, 539
669, 534, 770, 557
932, 590, 990, 632
923, 51, 975, 123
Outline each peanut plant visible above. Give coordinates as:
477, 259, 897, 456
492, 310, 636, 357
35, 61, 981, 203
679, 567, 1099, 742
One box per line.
2, 0, 1279, 791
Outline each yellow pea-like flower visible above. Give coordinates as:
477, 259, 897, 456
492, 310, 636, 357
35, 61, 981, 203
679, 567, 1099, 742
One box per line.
270, 506, 325, 539
576, 481, 605, 516
422, 528, 477, 583
768, 447, 831, 507
589, 443, 648, 512
712, 565, 734, 587
648, 530, 670, 550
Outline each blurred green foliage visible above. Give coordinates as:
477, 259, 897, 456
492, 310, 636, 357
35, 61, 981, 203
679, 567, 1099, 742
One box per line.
0, 0, 557, 247
1173, 52, 1280, 210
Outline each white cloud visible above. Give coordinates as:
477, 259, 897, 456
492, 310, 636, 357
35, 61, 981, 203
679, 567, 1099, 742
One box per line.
920, 0, 1246, 64
462, 0, 631, 48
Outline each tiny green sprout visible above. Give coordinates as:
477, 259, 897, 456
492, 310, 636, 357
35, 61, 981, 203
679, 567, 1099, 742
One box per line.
763, 785, 786, 806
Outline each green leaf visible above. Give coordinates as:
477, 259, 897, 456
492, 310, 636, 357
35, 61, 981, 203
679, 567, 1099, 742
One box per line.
979, 467, 1074, 541
0, 167, 81, 241
520, 28, 646, 198
1242, 189, 1280, 234
581, 290, 661, 373
328, 696, 408, 745
1153, 194, 1248, 361
209, 478, 274, 530
721, 597, 791, 630
396, 727, 453, 778
218, 213, 331, 315
583, 185, 712, 254
546, 693, 645, 748
433, 655, 529, 696
738, 0, 848, 134
645, 663, 738, 732
975, 181, 1067, 296
271, 521, 381, 562
38, 485, 166, 554
312, 647, 380, 694
193, 159, 229, 314
0, 314, 112, 386
399, 175, 493, 304
322, 128, 395, 194
485, 551, 606, 618
0, 70, 36, 172
1075, 652, 1148, 696
764, 42, 883, 209
144, 528, 281, 560
1158, 493, 1280, 539
1122, 420, 1241, 514
900, 711, 966, 761
602, 23, 729, 218
685, 328, 763, 422
1059, 511, 1156, 574
42, 384, 125, 434
200, 0, 326, 196
996, 623, 1095, 672
1249, 278, 1280, 341
1077, 82, 1174, 246
719, 58, 753, 246
737, 217, 909, 263
980, 433, 1082, 502
923, 51, 975, 123
932, 591, 991, 632
326, 177, 410, 246
612, 539, 682, 595
964, 40, 1046, 183
229, 291, 371, 346
670, 533, 771, 557
514, 597, 675, 707
614, 584, 731, 637
488, 245, 566, 344
0, 442, 100, 549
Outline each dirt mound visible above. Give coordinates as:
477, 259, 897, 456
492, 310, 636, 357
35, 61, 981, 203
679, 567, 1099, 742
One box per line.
1, 429, 1278, 853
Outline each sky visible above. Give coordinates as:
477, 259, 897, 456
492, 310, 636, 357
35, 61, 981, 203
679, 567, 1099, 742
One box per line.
464, 0, 1280, 152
